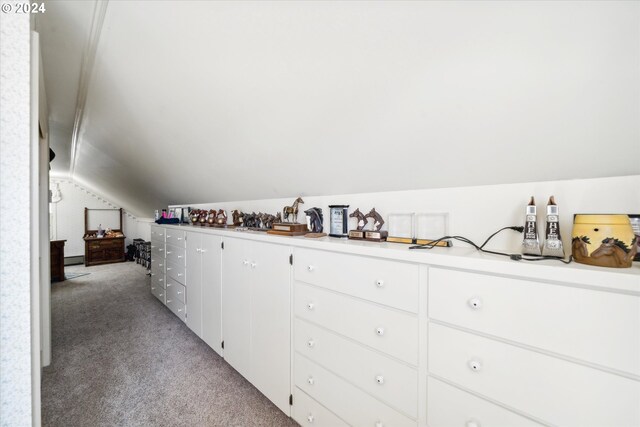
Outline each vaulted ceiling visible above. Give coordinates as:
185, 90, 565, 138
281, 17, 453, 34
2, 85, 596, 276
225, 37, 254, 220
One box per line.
37, 1, 640, 217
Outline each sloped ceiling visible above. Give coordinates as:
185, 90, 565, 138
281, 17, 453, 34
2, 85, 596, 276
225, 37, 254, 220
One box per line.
39, 1, 640, 217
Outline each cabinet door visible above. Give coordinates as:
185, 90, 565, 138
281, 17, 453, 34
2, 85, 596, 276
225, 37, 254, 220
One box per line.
185, 232, 202, 336
221, 237, 251, 377
250, 241, 291, 414
201, 234, 222, 355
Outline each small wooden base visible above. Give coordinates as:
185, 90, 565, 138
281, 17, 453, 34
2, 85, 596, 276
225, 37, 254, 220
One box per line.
364, 230, 388, 242
267, 222, 309, 236
348, 230, 365, 240
305, 233, 327, 238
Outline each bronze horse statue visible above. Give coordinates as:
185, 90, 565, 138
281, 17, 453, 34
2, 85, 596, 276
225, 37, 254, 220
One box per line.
364, 207, 384, 231
304, 207, 324, 233
349, 208, 366, 231
232, 210, 243, 227
283, 197, 304, 223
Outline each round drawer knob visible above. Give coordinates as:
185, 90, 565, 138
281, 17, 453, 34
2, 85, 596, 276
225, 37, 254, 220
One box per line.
167, 283, 172, 287
151, 245, 156, 249
178, 308, 182, 312
376, 279, 384, 288
468, 298, 482, 309
177, 255, 183, 259
307, 340, 315, 348
177, 237, 182, 240
243, 260, 249, 265
468, 359, 482, 372
177, 273, 183, 277
167, 251, 172, 255
167, 267, 172, 271
375, 375, 385, 385
375, 422, 384, 427
466, 420, 480, 427
159, 249, 164, 252
307, 265, 315, 272
251, 262, 257, 268
167, 299, 172, 303
307, 377, 314, 385
307, 302, 314, 310
177, 291, 182, 295
307, 414, 314, 423
151, 273, 155, 276
159, 278, 164, 282
159, 264, 163, 267
376, 327, 385, 336
151, 287, 155, 291
166, 235, 171, 238
196, 248, 201, 253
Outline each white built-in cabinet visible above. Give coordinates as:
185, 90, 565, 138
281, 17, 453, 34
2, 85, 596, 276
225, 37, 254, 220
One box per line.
221, 237, 291, 414
148, 224, 640, 427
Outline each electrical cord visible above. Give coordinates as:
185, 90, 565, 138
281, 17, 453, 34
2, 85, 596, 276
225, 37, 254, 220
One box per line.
409, 225, 573, 264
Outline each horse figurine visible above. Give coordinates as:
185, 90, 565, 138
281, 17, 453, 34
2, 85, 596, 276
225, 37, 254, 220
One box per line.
305, 207, 324, 233
207, 209, 217, 225
215, 209, 227, 226
275, 212, 282, 223
190, 209, 200, 225
199, 210, 209, 225
283, 197, 304, 223
261, 213, 276, 229
349, 208, 366, 231
364, 207, 384, 231
232, 210, 243, 227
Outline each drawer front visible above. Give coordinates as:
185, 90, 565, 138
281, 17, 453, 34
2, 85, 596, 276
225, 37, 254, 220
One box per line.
165, 259, 185, 284
295, 318, 418, 417
295, 354, 416, 427
294, 248, 419, 313
166, 296, 186, 322
151, 283, 166, 305
429, 268, 640, 376
428, 323, 640, 427
151, 243, 165, 261
165, 243, 186, 266
166, 277, 186, 304
427, 377, 543, 427
151, 259, 165, 275
165, 229, 185, 248
151, 270, 165, 289
295, 283, 418, 365
150, 226, 165, 243
293, 388, 348, 427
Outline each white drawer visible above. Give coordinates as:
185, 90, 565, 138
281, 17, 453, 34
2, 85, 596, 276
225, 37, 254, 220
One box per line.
428, 323, 640, 427
429, 268, 640, 376
150, 258, 165, 275
151, 270, 165, 289
165, 229, 185, 248
165, 243, 185, 266
295, 318, 418, 418
151, 243, 165, 260
295, 283, 418, 365
150, 226, 165, 243
295, 354, 416, 427
151, 283, 166, 305
166, 277, 186, 304
165, 259, 185, 284
294, 248, 419, 313
427, 377, 543, 427
293, 388, 348, 427
166, 295, 186, 322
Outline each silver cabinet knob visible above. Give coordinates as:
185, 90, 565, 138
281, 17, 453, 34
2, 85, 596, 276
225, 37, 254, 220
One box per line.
196, 248, 201, 253
159, 248, 164, 252
375, 375, 385, 385
177, 255, 183, 259
307, 302, 314, 310
375, 422, 384, 427
159, 233, 164, 237
307, 265, 315, 272
151, 287, 155, 291
177, 273, 183, 277
159, 278, 164, 282
466, 420, 480, 427
376, 327, 385, 336
151, 273, 155, 276
151, 245, 156, 249
307, 414, 314, 423
251, 262, 257, 268
167, 283, 172, 287
166, 235, 171, 238
159, 264, 163, 267
243, 260, 249, 265
468, 359, 482, 372
167, 299, 172, 303
307, 377, 314, 385
307, 340, 315, 348
468, 298, 482, 309
200, 249, 207, 253
177, 237, 182, 241
167, 267, 172, 271
376, 279, 384, 288
159, 293, 163, 297
177, 290, 183, 295
166, 251, 172, 255
178, 308, 182, 312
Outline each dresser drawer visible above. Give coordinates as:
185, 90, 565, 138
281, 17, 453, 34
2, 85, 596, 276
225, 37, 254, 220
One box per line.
428, 323, 640, 427
293, 388, 348, 427
166, 277, 186, 304
150, 226, 165, 243
429, 268, 640, 376
165, 260, 185, 284
166, 295, 186, 322
165, 243, 185, 266
151, 243, 165, 261
295, 318, 418, 418
165, 229, 185, 248
295, 283, 418, 365
151, 270, 165, 289
295, 354, 416, 427
294, 248, 419, 313
151, 283, 166, 304
427, 377, 543, 427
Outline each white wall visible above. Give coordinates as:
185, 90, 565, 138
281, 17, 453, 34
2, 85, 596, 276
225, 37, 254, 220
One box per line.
175, 175, 640, 254
50, 178, 142, 257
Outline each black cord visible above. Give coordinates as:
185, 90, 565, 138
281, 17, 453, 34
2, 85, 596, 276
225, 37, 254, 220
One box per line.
409, 225, 572, 264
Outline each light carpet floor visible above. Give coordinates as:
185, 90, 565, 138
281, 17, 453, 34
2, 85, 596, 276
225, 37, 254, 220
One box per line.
42, 262, 297, 427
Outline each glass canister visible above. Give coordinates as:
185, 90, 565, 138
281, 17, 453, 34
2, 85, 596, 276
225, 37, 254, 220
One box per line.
571, 214, 637, 268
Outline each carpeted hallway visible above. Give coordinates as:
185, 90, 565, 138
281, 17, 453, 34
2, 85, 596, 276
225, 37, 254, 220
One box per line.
42, 262, 297, 427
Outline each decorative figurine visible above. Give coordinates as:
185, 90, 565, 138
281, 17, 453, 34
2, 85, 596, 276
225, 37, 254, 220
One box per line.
275, 212, 282, 223
207, 209, 217, 226
282, 197, 305, 223
572, 214, 637, 268
348, 208, 366, 239
232, 210, 243, 227
198, 210, 208, 225
190, 210, 200, 225
214, 209, 227, 227
363, 207, 388, 241
260, 213, 276, 230
304, 207, 326, 238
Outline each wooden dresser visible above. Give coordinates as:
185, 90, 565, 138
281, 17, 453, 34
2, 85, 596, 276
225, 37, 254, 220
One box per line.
84, 207, 126, 266
50, 240, 66, 282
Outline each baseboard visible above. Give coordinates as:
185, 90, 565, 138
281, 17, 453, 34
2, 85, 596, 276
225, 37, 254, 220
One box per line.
64, 256, 84, 266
